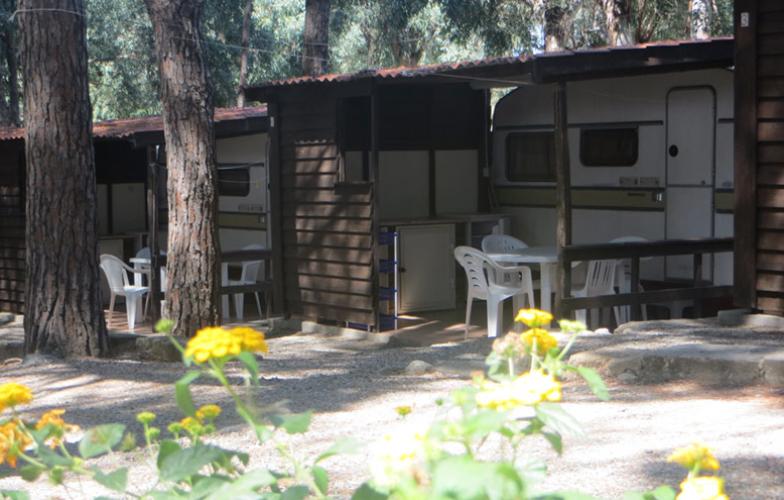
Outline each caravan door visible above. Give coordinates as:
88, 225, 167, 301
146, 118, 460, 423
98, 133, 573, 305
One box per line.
665, 87, 715, 280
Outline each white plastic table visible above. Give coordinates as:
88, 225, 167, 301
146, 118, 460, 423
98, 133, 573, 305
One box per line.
487, 246, 559, 315
129, 257, 232, 320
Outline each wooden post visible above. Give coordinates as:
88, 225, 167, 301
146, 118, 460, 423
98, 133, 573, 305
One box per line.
630, 256, 641, 321
554, 82, 572, 319
733, 0, 757, 309
267, 101, 285, 317
146, 145, 161, 323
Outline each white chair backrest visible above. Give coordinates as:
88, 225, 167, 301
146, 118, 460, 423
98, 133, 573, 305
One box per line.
481, 234, 528, 254
454, 246, 492, 299
584, 259, 618, 295
100, 255, 131, 292
136, 247, 151, 259
240, 244, 265, 282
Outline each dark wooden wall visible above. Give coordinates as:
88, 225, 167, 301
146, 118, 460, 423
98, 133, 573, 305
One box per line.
735, 0, 784, 314
276, 88, 376, 326
0, 141, 25, 313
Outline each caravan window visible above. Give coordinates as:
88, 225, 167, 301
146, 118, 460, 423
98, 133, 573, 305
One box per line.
506, 132, 555, 182
580, 127, 638, 167
217, 165, 251, 197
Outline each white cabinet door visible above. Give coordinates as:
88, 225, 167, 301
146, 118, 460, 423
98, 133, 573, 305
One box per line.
398, 224, 455, 313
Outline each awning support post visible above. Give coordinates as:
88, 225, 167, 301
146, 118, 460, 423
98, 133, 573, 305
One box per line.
554, 81, 572, 320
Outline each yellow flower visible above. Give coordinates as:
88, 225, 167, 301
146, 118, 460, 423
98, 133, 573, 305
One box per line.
676, 476, 728, 500
167, 422, 184, 436
180, 416, 205, 436
520, 328, 558, 354
184, 326, 268, 363
475, 370, 562, 410
395, 405, 412, 417
195, 404, 222, 423
668, 443, 721, 472
136, 411, 157, 426
0, 420, 31, 468
0, 383, 33, 413
515, 309, 554, 328
35, 409, 79, 448
370, 426, 430, 488
558, 319, 587, 333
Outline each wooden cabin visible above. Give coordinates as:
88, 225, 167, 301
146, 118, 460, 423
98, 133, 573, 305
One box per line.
0, 107, 268, 314
734, 1, 784, 315
246, 38, 736, 332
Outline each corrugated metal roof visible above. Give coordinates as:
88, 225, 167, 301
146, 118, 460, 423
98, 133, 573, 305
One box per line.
246, 37, 733, 91
0, 105, 267, 143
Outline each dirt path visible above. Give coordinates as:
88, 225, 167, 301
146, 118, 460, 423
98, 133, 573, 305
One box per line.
0, 331, 782, 499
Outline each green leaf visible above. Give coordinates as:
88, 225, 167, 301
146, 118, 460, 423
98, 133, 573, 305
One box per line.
280, 485, 309, 500
461, 410, 508, 439
542, 431, 563, 455
312, 466, 328, 495
175, 370, 201, 417
205, 469, 277, 499
270, 412, 312, 434
315, 437, 362, 463
535, 403, 583, 437
431, 456, 525, 500
574, 366, 610, 401
36, 443, 73, 467
159, 444, 225, 482
532, 492, 600, 500
624, 486, 677, 500
350, 483, 388, 500
0, 491, 30, 500
79, 424, 126, 459
92, 467, 128, 493
157, 440, 182, 471
188, 475, 228, 499
18, 464, 43, 482
237, 351, 260, 383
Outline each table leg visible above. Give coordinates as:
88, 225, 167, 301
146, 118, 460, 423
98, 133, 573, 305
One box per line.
540, 263, 555, 315
221, 263, 230, 321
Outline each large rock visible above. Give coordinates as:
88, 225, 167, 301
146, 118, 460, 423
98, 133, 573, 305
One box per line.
134, 335, 182, 362
404, 360, 435, 375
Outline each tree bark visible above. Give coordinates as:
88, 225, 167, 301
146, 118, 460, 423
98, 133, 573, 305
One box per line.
302, 0, 330, 76
690, 0, 710, 39
145, 0, 221, 337
604, 0, 634, 46
236, 0, 252, 107
544, 2, 566, 52
19, 0, 108, 356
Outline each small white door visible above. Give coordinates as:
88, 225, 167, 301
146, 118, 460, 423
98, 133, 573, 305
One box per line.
398, 224, 456, 313
665, 87, 715, 279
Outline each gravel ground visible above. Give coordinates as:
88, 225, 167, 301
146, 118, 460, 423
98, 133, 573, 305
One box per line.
0, 331, 782, 499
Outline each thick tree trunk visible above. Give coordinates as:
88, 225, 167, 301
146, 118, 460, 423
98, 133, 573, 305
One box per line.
544, 2, 566, 52
302, 0, 330, 76
145, 0, 221, 337
19, 0, 108, 356
236, 0, 253, 107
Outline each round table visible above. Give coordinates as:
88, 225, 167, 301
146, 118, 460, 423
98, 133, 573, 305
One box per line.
487, 246, 558, 315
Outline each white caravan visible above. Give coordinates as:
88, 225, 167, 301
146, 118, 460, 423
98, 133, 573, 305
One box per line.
491, 68, 734, 285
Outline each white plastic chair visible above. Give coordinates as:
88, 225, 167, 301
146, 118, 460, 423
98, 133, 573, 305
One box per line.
100, 254, 149, 330
571, 259, 619, 328
610, 236, 649, 324
454, 246, 535, 339
227, 244, 267, 320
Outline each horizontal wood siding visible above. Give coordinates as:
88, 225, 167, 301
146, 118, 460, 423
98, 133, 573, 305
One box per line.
278, 90, 375, 326
0, 182, 25, 314
737, 1, 784, 314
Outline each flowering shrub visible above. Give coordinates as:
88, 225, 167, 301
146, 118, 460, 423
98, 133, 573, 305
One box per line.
0, 311, 730, 500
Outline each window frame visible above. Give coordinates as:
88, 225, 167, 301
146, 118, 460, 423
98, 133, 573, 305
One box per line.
504, 130, 556, 183
217, 163, 256, 197
579, 126, 639, 167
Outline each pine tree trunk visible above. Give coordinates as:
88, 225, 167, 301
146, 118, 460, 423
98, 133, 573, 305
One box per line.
145, 0, 221, 337
302, 0, 330, 76
690, 0, 710, 39
605, 0, 634, 46
236, 0, 253, 107
18, 0, 108, 357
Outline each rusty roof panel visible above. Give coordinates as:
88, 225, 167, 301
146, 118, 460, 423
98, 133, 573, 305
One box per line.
0, 105, 267, 143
